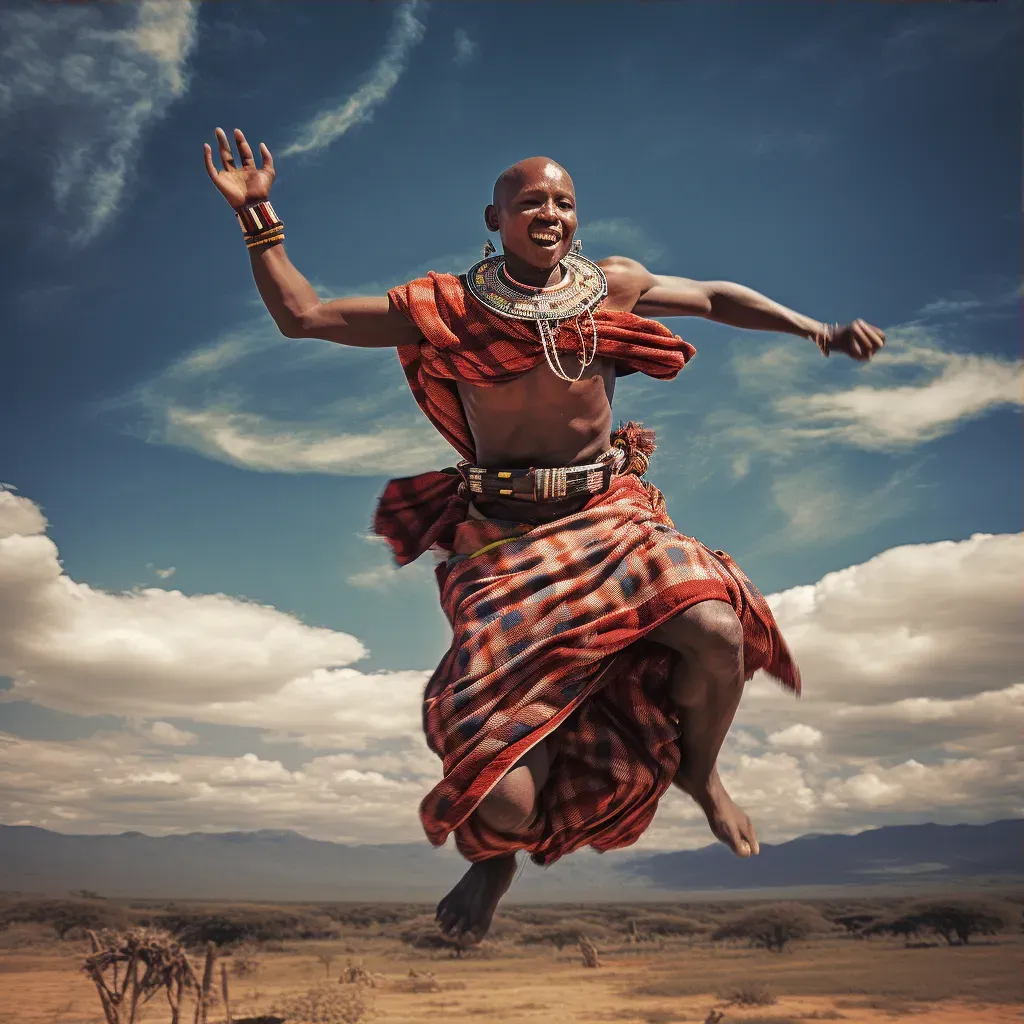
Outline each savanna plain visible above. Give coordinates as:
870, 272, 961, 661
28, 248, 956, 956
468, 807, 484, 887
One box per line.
1, 891, 1020, 1024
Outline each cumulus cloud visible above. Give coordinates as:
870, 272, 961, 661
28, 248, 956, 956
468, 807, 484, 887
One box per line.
0, 0, 197, 244
281, 1, 426, 157
1, 486, 1020, 846
0, 488, 430, 749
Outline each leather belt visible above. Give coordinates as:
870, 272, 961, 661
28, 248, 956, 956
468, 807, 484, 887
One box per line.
459, 448, 624, 503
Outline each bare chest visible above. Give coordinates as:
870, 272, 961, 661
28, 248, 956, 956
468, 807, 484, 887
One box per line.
456, 356, 617, 468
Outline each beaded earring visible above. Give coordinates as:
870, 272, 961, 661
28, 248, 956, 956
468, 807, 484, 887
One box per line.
482, 239, 496, 258
572, 239, 583, 253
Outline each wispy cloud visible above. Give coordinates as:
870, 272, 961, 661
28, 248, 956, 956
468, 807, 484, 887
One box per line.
281, 1, 426, 157
717, 326, 1022, 466
452, 27, 477, 66
774, 344, 1022, 451
158, 404, 455, 476
582, 219, 667, 264
0, 0, 198, 245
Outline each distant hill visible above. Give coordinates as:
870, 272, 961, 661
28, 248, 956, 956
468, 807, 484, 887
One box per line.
622, 818, 1024, 891
0, 819, 1020, 902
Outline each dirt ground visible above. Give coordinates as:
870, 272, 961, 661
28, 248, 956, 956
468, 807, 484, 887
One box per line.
1, 934, 1020, 1024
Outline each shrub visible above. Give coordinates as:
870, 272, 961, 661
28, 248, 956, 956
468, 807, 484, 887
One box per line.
151, 908, 339, 948
626, 912, 704, 939
868, 898, 1016, 946
518, 918, 612, 951
0, 898, 128, 940
711, 902, 832, 953
272, 984, 371, 1024
720, 982, 777, 1006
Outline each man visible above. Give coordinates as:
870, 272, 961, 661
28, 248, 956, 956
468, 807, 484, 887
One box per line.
204, 127, 885, 943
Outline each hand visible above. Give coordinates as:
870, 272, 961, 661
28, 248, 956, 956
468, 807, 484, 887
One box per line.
830, 319, 886, 362
203, 127, 275, 210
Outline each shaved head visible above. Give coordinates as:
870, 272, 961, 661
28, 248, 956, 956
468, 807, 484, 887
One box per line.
484, 156, 579, 284
492, 157, 574, 209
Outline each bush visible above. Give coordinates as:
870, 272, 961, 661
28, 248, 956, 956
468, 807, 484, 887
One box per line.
0, 898, 128, 940
711, 902, 832, 953
150, 908, 339, 948
272, 984, 371, 1024
868, 898, 1017, 946
720, 982, 777, 1006
518, 918, 613, 951
626, 912, 705, 939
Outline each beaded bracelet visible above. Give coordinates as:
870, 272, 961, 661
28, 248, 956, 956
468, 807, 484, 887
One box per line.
811, 322, 839, 357
236, 199, 281, 236
246, 230, 284, 250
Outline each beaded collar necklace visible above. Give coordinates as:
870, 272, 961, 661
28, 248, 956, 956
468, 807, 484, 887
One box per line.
465, 246, 608, 382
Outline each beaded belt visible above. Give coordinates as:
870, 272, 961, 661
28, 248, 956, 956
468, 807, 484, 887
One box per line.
459, 447, 625, 503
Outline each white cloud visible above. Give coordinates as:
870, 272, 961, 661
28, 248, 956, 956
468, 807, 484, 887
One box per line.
767, 724, 823, 750
774, 346, 1022, 450
583, 219, 667, 264
2, 486, 1021, 846
138, 721, 197, 747
281, 1, 426, 157
718, 328, 1022, 468
452, 27, 477, 66
154, 566, 177, 580
158, 404, 456, 476
0, 0, 197, 244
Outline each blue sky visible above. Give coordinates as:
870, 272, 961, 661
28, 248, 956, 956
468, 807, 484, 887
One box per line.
0, 0, 1020, 852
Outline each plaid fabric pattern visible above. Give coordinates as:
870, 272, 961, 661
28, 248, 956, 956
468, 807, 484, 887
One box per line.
375, 273, 696, 566
421, 474, 800, 866
373, 272, 799, 866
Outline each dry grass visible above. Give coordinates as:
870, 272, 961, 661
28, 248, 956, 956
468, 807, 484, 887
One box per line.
0, 893, 1022, 1023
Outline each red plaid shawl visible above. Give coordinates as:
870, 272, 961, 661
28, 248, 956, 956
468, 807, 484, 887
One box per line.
373, 273, 800, 865
375, 272, 695, 565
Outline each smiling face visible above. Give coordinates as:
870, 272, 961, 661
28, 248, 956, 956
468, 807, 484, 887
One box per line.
485, 157, 577, 282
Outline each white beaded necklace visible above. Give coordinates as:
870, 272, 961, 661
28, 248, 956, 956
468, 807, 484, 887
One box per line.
465, 247, 608, 383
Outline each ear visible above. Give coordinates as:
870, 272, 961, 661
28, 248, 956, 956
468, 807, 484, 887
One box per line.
484, 204, 500, 233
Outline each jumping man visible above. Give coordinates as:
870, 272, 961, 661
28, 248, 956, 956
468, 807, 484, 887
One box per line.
204, 128, 885, 943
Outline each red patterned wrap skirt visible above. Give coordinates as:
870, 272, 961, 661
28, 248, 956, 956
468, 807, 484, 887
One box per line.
419, 473, 800, 866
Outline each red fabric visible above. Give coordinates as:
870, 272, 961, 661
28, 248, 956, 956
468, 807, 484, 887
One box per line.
372, 272, 800, 866
422, 474, 800, 866
374, 273, 696, 566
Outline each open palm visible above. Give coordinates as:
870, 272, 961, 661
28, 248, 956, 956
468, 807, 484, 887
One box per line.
203, 127, 275, 210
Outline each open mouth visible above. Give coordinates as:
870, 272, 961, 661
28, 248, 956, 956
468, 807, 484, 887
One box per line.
529, 230, 561, 248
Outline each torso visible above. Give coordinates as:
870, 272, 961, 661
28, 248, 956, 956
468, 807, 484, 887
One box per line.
456, 259, 643, 522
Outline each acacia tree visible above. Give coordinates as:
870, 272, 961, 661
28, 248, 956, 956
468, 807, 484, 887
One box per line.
871, 899, 1016, 946
711, 903, 832, 953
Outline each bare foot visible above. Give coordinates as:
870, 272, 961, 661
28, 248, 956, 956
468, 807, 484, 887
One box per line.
436, 853, 517, 944
680, 771, 759, 858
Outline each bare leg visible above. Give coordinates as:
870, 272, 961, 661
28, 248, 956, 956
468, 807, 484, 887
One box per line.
436, 734, 556, 943
650, 600, 759, 858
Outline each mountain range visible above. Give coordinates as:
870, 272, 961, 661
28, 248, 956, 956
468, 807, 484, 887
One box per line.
1, 819, 1020, 902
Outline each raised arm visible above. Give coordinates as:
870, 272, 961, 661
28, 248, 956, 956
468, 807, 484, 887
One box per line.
601, 256, 885, 362
203, 128, 420, 348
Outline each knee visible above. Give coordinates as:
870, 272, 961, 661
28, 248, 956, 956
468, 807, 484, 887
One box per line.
661, 600, 743, 672
686, 600, 743, 657
476, 776, 536, 834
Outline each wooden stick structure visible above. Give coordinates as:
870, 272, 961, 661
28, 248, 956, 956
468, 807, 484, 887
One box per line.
220, 962, 233, 1024
83, 928, 198, 1024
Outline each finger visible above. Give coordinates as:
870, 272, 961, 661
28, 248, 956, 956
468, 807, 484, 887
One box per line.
203, 143, 219, 183
746, 820, 760, 856
234, 128, 255, 168
215, 127, 236, 170
260, 142, 275, 174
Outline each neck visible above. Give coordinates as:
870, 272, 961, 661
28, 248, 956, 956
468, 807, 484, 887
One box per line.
501, 251, 565, 289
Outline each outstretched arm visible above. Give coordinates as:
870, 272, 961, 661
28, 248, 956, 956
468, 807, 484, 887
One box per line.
203, 128, 419, 348
601, 256, 885, 362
